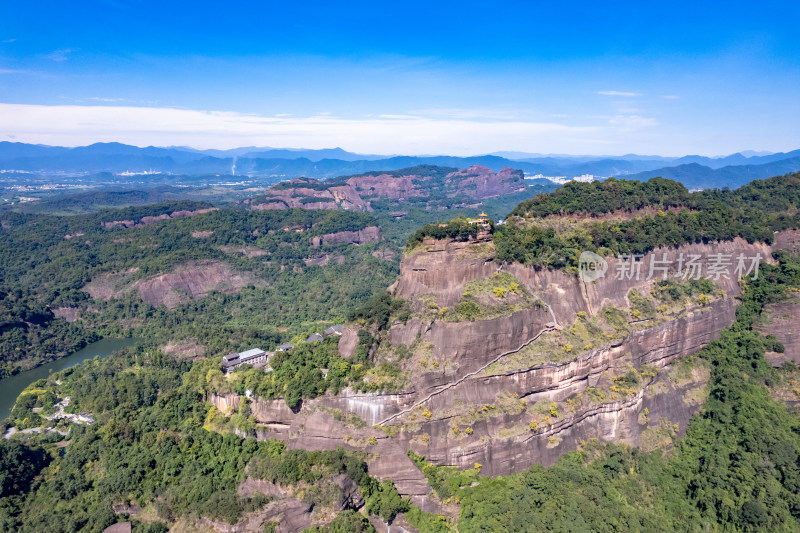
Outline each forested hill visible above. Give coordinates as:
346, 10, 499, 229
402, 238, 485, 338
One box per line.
510, 172, 800, 218
245, 164, 528, 213
0, 201, 399, 377
494, 173, 800, 267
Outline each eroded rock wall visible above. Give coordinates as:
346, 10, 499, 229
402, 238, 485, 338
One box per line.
210, 230, 798, 492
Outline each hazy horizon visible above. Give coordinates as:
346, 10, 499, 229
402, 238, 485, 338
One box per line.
0, 138, 790, 161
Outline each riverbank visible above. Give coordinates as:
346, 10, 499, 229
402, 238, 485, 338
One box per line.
1, 337, 140, 420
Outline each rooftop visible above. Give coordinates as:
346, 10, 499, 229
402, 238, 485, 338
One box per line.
239, 348, 266, 358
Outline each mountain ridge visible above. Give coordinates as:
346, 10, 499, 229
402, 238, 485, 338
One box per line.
4, 142, 800, 190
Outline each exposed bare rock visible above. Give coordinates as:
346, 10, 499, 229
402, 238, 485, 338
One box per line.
210, 393, 241, 414
251, 165, 526, 213
211, 401, 437, 509
52, 306, 81, 322
102, 207, 218, 229
394, 233, 494, 308
445, 165, 526, 198
328, 184, 370, 210
251, 201, 290, 210
331, 473, 364, 510
111, 503, 142, 516
372, 249, 397, 261
370, 515, 421, 533
338, 328, 360, 358
348, 174, 426, 200
310, 226, 381, 248
303, 254, 345, 266
135, 260, 256, 309
85, 260, 258, 309
83, 267, 140, 300
162, 339, 206, 360
237, 478, 289, 499
207, 232, 795, 498
756, 300, 800, 366
264, 499, 314, 533
775, 229, 800, 252
192, 230, 214, 238
218, 245, 269, 258
101, 219, 135, 229
101, 524, 131, 533
396, 235, 771, 317
198, 498, 313, 533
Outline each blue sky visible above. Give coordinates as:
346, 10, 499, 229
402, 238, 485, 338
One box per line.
0, 0, 798, 155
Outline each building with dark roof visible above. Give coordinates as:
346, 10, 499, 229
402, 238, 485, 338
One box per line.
324, 324, 344, 336
221, 348, 271, 373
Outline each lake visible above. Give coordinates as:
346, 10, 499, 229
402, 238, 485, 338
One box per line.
1, 338, 140, 420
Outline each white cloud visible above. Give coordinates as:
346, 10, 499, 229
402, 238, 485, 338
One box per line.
0, 102, 605, 155
85, 97, 126, 103
46, 49, 74, 62
661, 95, 680, 100
0, 68, 25, 74
408, 108, 532, 121
598, 90, 642, 97
609, 114, 658, 129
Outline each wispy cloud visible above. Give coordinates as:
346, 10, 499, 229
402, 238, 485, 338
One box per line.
598, 90, 642, 97
609, 114, 658, 129
46, 49, 74, 62
410, 107, 535, 121
0, 68, 26, 74
86, 97, 126, 103
1, 38, 16, 44
0, 102, 602, 155
661, 95, 680, 100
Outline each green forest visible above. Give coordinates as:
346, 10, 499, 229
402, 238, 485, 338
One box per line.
493, 173, 800, 268
3, 171, 800, 531
0, 166, 555, 378
0, 342, 433, 532
0, 202, 400, 376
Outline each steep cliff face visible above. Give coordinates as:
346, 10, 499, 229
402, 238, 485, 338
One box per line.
211, 230, 797, 499
310, 226, 381, 247
249, 165, 526, 212
84, 260, 259, 309
101, 207, 218, 228
445, 165, 526, 198
757, 299, 800, 366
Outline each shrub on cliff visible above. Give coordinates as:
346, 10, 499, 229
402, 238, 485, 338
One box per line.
405, 216, 492, 249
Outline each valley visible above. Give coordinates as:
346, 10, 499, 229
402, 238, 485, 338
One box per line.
1, 169, 800, 532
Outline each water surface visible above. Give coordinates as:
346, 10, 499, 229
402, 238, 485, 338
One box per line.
1, 338, 139, 420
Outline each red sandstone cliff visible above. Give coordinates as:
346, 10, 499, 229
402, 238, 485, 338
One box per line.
249, 165, 526, 212
208, 229, 797, 503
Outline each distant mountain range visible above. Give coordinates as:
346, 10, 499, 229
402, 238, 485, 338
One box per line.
1, 142, 799, 189
623, 156, 800, 190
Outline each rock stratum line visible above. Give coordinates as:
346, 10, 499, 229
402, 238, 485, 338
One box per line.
376, 304, 558, 426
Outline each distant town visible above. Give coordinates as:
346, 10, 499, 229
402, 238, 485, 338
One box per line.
525, 173, 599, 185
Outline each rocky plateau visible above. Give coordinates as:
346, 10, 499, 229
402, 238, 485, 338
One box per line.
210, 229, 798, 512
